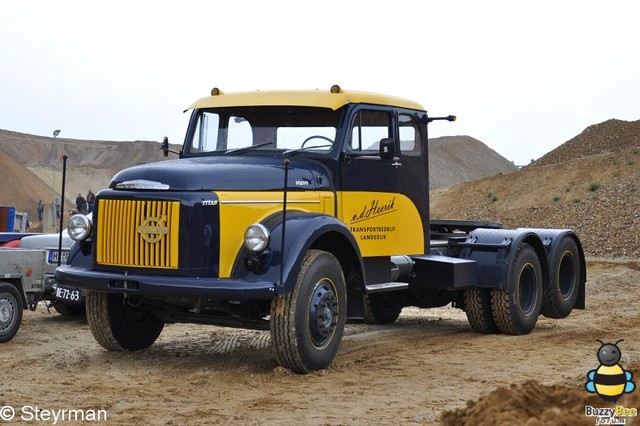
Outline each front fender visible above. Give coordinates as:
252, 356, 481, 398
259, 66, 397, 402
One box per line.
55, 240, 93, 285
232, 211, 364, 296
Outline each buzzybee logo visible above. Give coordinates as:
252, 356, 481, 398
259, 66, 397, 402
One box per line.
586, 339, 635, 402
584, 339, 637, 425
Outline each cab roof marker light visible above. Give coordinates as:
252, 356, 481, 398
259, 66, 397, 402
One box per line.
330, 84, 341, 93
211, 87, 223, 96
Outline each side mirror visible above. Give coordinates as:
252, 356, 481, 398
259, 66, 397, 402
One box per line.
161, 136, 169, 157
379, 138, 395, 160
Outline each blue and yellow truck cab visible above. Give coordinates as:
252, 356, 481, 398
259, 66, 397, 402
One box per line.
57, 86, 586, 373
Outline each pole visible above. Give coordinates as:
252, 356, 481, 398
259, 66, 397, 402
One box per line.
279, 158, 290, 288
52, 129, 61, 230
57, 154, 68, 267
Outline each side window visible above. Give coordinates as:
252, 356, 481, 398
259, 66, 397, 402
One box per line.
399, 114, 421, 156
349, 110, 390, 152
191, 111, 220, 152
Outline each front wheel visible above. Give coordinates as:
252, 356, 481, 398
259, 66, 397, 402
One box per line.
270, 250, 346, 373
86, 291, 164, 351
0, 282, 23, 343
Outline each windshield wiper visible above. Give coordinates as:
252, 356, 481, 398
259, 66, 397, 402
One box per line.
225, 141, 273, 155
283, 144, 332, 156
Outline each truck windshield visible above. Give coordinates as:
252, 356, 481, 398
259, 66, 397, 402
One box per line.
186, 106, 341, 155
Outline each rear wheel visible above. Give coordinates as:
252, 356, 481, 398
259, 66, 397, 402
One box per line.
270, 250, 346, 373
491, 243, 543, 335
464, 288, 499, 334
363, 292, 403, 325
541, 238, 580, 319
86, 291, 164, 351
0, 282, 23, 343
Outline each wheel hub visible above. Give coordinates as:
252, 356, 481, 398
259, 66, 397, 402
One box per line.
517, 264, 537, 316
309, 279, 338, 347
0, 299, 14, 328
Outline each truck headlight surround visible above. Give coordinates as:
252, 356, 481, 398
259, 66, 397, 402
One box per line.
244, 224, 270, 253
68, 214, 92, 242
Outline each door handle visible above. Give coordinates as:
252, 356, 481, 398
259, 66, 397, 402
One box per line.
390, 160, 402, 168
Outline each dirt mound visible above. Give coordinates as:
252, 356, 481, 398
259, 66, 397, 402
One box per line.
440, 378, 640, 426
440, 381, 600, 426
535, 119, 640, 166
429, 136, 516, 189
443, 357, 640, 426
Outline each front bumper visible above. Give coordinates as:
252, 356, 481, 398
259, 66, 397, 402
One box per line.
55, 265, 276, 300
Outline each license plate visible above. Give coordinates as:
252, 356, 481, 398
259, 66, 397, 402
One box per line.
48, 250, 69, 264
55, 286, 81, 303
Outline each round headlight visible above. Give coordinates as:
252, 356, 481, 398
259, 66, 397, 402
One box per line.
244, 224, 270, 252
67, 214, 92, 242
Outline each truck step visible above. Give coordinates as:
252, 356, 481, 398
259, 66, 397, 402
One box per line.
365, 282, 409, 293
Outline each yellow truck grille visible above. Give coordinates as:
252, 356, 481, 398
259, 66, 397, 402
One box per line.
96, 199, 180, 269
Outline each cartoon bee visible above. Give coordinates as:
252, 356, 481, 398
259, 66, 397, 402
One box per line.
585, 339, 635, 402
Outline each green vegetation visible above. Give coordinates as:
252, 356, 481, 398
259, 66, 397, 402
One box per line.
588, 183, 601, 192
552, 195, 561, 202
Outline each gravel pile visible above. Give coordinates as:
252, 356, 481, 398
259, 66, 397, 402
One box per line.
534, 118, 640, 166
429, 135, 515, 189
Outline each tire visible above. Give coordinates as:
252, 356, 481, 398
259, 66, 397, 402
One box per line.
0, 282, 23, 343
270, 250, 346, 374
86, 291, 164, 351
363, 292, 402, 325
464, 288, 499, 334
53, 300, 85, 317
491, 243, 543, 335
541, 237, 580, 319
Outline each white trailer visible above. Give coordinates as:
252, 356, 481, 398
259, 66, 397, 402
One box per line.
0, 248, 46, 342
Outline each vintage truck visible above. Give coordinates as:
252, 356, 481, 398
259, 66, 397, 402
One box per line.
56, 86, 586, 373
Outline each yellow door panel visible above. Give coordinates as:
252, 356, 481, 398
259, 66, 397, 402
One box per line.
338, 191, 423, 257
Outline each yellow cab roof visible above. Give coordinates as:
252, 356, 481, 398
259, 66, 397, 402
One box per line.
187, 87, 424, 111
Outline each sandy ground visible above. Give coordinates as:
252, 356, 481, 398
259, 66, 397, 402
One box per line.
2, 260, 640, 425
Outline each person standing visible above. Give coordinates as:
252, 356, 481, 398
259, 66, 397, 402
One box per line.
86, 189, 95, 213
37, 200, 43, 221
75, 193, 86, 213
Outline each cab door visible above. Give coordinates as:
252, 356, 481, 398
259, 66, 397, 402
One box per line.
338, 107, 427, 258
